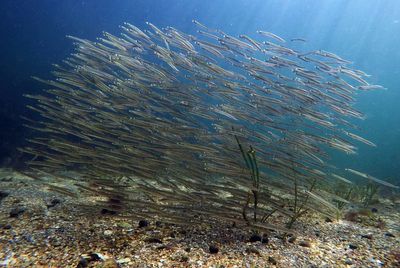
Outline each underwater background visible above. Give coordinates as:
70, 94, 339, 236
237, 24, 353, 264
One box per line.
0, 0, 399, 184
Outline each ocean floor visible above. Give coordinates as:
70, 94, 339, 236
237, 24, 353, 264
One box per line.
0, 168, 399, 267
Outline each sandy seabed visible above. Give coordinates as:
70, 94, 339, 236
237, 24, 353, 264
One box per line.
0, 169, 399, 268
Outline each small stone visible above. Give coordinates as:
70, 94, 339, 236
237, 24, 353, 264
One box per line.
209, 245, 219, 254
261, 234, 269, 244
117, 222, 132, 229
116, 258, 130, 264
9, 207, 26, 218
169, 231, 176, 238
180, 255, 189, 262
288, 236, 297, 243
101, 208, 117, 215
299, 241, 311, 247
249, 234, 262, 243
101, 259, 119, 268
268, 256, 277, 265
385, 232, 395, 238
361, 234, 373, 239
245, 246, 260, 255
103, 230, 113, 236
325, 217, 333, 223
349, 244, 358, 250
184, 247, 191, 252
3, 224, 11, 230
77, 257, 88, 268
371, 207, 378, 213
47, 198, 61, 208
138, 220, 149, 228
345, 259, 353, 265
144, 237, 163, 244
0, 191, 9, 202
89, 253, 105, 261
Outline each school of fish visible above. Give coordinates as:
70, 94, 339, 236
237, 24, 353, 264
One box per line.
20, 20, 398, 231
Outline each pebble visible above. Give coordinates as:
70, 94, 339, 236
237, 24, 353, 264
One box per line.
101, 259, 119, 268
89, 253, 105, 261
344, 259, 353, 265
103, 230, 113, 236
245, 246, 261, 255
249, 234, 262, 242
77, 257, 88, 268
371, 207, 378, 213
101, 208, 117, 215
138, 220, 149, 228
117, 222, 132, 229
299, 241, 311, 247
385, 232, 395, 238
361, 234, 373, 239
288, 236, 297, 243
209, 245, 219, 254
117, 258, 131, 264
144, 237, 163, 244
9, 207, 26, 218
268, 256, 277, 265
0, 191, 9, 202
180, 255, 189, 262
46, 198, 61, 209
262, 235, 269, 244
349, 244, 358, 250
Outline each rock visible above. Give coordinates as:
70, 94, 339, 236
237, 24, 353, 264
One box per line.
168, 231, 176, 238
344, 259, 353, 265
77, 257, 88, 268
385, 232, 395, 238
89, 253, 105, 261
144, 237, 163, 244
116, 258, 130, 264
371, 207, 378, 213
209, 245, 219, 254
101, 259, 119, 268
261, 234, 269, 244
138, 220, 149, 228
299, 241, 311, 247
47, 198, 61, 208
325, 217, 333, 223
156, 243, 174, 250
103, 230, 113, 236
180, 255, 189, 262
117, 222, 132, 229
249, 234, 262, 243
268, 256, 277, 265
349, 244, 358, 250
9, 207, 26, 218
184, 247, 191, 252
0, 191, 9, 202
361, 234, 373, 239
3, 224, 11, 230
245, 246, 260, 255
101, 208, 117, 215
344, 211, 359, 222
288, 236, 297, 243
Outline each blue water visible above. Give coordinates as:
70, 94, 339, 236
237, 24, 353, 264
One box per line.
0, 0, 399, 184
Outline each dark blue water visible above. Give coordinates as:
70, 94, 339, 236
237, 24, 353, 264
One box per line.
0, 0, 399, 184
